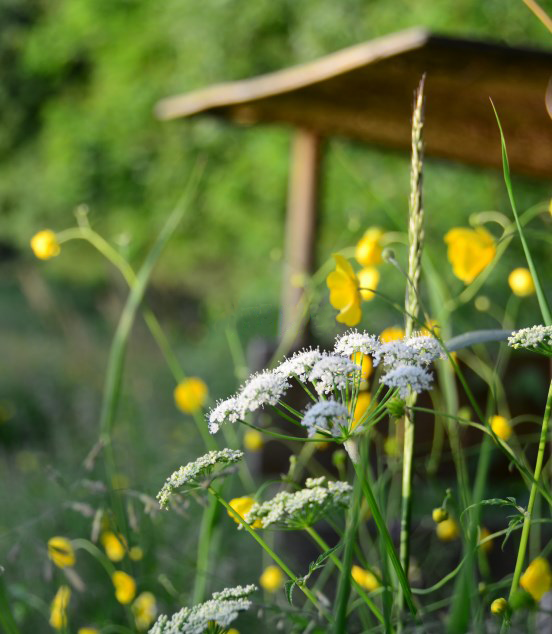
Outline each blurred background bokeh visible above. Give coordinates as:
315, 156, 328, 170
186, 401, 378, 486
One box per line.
1, 1, 551, 630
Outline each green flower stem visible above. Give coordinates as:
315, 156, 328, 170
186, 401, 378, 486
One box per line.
352, 459, 417, 617
506, 378, 552, 610
304, 526, 384, 625
193, 494, 219, 603
208, 487, 332, 623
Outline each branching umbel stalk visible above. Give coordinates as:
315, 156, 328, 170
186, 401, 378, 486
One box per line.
398, 75, 426, 621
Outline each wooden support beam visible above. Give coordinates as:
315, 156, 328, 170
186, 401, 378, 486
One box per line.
280, 128, 322, 347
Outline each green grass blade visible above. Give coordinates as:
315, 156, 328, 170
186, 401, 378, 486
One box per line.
492, 102, 552, 326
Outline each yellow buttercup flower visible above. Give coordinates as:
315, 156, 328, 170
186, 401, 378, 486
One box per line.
228, 497, 262, 528
436, 518, 460, 541
174, 378, 208, 413
30, 229, 60, 260
260, 565, 284, 592
50, 586, 71, 630
78, 628, 100, 634
244, 430, 264, 451
130, 546, 144, 561
358, 267, 380, 301
351, 565, 380, 591
351, 392, 372, 431
112, 570, 136, 604
444, 227, 496, 284
490, 598, 508, 615
101, 531, 127, 562
132, 591, 157, 630
355, 228, 384, 267
48, 536, 76, 568
520, 557, 552, 601
380, 326, 405, 343
508, 267, 535, 297
432, 508, 448, 523
421, 319, 440, 337
490, 415, 512, 441
227, 630, 240, 634
352, 352, 373, 381
326, 255, 362, 327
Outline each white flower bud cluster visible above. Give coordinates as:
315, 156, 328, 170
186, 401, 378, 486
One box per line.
379, 365, 433, 399
157, 449, 243, 509
308, 355, 360, 395
244, 476, 352, 529
508, 325, 552, 356
149, 584, 256, 634
275, 348, 324, 382
334, 330, 380, 356
302, 400, 348, 437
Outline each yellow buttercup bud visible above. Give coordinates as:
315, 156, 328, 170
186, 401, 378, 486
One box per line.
50, 586, 71, 630
31, 229, 60, 260
47, 536, 76, 568
112, 571, 136, 604
260, 565, 284, 592
444, 227, 496, 284
508, 268, 535, 297
355, 228, 384, 267
351, 565, 380, 591
436, 518, 460, 541
490, 597, 508, 614
432, 508, 448, 523
132, 592, 157, 630
173, 378, 208, 413
244, 430, 264, 451
490, 415, 512, 441
101, 531, 127, 562
380, 326, 405, 343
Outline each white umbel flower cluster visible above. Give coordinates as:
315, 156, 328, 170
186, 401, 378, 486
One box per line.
208, 397, 243, 434
508, 325, 552, 356
302, 400, 349, 437
379, 365, 433, 399
275, 348, 324, 381
309, 355, 360, 395
334, 330, 380, 356
244, 476, 352, 529
149, 584, 256, 634
157, 449, 243, 509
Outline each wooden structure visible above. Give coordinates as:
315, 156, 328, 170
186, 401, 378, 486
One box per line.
156, 28, 552, 342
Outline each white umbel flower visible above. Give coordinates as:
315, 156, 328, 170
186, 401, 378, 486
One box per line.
157, 449, 243, 509
302, 400, 349, 437
275, 348, 324, 381
508, 325, 552, 356
244, 476, 352, 529
208, 397, 244, 434
380, 365, 433, 399
149, 584, 256, 634
405, 335, 444, 365
334, 330, 380, 357
309, 355, 360, 395
238, 370, 290, 413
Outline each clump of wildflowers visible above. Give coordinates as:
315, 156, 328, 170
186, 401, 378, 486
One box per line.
150, 584, 256, 634
157, 449, 243, 508
508, 325, 552, 357
244, 477, 352, 529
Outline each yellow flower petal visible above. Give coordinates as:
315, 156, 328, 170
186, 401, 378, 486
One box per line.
355, 228, 384, 267
380, 326, 405, 343
444, 227, 496, 284
508, 267, 535, 297
228, 497, 262, 528
30, 229, 60, 260
50, 586, 71, 630
244, 430, 264, 451
520, 557, 552, 601
351, 565, 380, 591
352, 352, 373, 381
260, 565, 284, 592
101, 531, 127, 562
48, 536, 75, 568
336, 300, 362, 327
132, 592, 157, 630
358, 267, 380, 301
490, 415, 512, 441
351, 392, 372, 431
112, 571, 136, 604
78, 628, 100, 634
173, 378, 208, 413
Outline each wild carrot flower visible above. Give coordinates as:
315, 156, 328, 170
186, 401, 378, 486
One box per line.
157, 449, 243, 508
520, 557, 552, 601
380, 365, 433, 399
174, 378, 208, 413
101, 531, 126, 562
355, 228, 384, 267
50, 585, 71, 629
302, 400, 349, 437
132, 591, 157, 630
150, 585, 256, 634
259, 565, 284, 592
208, 397, 243, 434
508, 267, 535, 297
309, 355, 360, 395
490, 415, 512, 441
245, 477, 351, 529
436, 518, 460, 541
334, 330, 380, 357
326, 254, 362, 326
508, 325, 552, 356
48, 536, 75, 568
238, 370, 290, 413
112, 570, 136, 604
351, 565, 380, 591
30, 229, 60, 260
244, 430, 264, 451
444, 227, 496, 284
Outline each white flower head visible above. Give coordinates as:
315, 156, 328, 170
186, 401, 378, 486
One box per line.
334, 330, 381, 357
309, 354, 360, 395
302, 400, 349, 438
245, 477, 352, 529
508, 325, 552, 356
380, 364, 434, 399
275, 348, 324, 382
208, 397, 244, 434
376, 340, 418, 368
157, 449, 243, 509
238, 370, 290, 413
405, 335, 445, 365
150, 584, 256, 634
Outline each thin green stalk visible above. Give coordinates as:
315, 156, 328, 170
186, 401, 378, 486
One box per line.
193, 495, 218, 603
504, 378, 552, 628
304, 526, 384, 626
0, 576, 20, 634
208, 487, 332, 624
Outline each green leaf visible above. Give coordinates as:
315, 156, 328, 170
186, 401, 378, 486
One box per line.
284, 579, 296, 606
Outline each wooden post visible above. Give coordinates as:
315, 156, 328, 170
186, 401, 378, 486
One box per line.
280, 128, 322, 347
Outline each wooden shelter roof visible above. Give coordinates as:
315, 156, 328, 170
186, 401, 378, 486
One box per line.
156, 28, 552, 178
